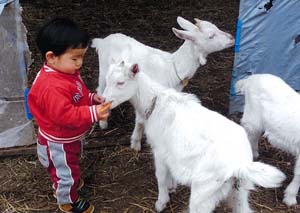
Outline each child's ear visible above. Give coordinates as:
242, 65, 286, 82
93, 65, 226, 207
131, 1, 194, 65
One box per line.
45, 51, 56, 64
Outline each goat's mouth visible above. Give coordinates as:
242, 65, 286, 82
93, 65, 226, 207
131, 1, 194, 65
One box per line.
105, 100, 116, 109
111, 102, 117, 109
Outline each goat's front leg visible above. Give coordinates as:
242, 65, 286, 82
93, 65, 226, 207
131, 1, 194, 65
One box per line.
97, 78, 108, 130
130, 111, 144, 151
99, 119, 108, 129
153, 151, 170, 212
283, 155, 300, 206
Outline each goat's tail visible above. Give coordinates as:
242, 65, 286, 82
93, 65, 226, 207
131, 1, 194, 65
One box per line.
91, 38, 104, 52
235, 78, 248, 94
237, 162, 286, 188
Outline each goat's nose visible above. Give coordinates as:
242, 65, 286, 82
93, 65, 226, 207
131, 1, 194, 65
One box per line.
228, 34, 235, 45
231, 36, 235, 43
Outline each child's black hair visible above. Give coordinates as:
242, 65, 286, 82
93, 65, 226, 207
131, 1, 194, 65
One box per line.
36, 17, 90, 59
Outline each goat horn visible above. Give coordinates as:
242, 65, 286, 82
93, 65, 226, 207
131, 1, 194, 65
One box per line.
194, 18, 202, 28
194, 18, 201, 23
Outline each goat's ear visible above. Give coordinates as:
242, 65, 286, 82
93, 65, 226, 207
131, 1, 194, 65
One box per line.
172, 28, 195, 42
130, 64, 139, 76
91, 38, 103, 52
177, 16, 197, 31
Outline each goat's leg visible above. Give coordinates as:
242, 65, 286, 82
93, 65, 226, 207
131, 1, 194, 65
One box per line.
189, 179, 226, 213
130, 112, 144, 151
227, 179, 253, 213
153, 153, 170, 212
98, 76, 108, 129
166, 170, 177, 193
240, 116, 262, 160
99, 118, 108, 129
283, 155, 300, 206
99, 121, 108, 129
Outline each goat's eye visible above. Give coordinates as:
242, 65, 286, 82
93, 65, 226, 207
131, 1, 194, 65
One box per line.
117, 82, 125, 86
209, 34, 216, 39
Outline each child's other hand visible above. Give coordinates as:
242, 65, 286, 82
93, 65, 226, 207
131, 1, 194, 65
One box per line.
96, 101, 112, 121
93, 94, 105, 104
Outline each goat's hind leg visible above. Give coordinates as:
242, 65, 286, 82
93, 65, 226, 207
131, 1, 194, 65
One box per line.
227, 178, 253, 213
240, 114, 263, 159
283, 155, 300, 206
189, 179, 230, 213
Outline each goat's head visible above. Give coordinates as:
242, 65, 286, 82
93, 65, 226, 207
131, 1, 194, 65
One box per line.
172, 16, 235, 65
102, 60, 139, 109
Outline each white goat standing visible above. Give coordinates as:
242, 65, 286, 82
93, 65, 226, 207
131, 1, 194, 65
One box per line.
236, 73, 300, 206
102, 62, 285, 213
92, 16, 235, 151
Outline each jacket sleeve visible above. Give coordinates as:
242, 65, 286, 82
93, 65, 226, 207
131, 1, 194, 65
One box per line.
42, 87, 99, 128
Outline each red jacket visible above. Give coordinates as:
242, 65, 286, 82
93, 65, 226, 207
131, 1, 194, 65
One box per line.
28, 64, 99, 143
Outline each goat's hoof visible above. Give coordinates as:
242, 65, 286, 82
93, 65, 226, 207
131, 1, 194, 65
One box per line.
99, 121, 108, 129
168, 185, 177, 193
283, 195, 297, 206
130, 140, 141, 151
155, 200, 167, 212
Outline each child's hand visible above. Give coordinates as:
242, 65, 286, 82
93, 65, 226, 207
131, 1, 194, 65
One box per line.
93, 94, 105, 104
95, 101, 112, 121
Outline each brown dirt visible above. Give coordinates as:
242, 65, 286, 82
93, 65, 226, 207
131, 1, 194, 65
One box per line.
1, 0, 300, 212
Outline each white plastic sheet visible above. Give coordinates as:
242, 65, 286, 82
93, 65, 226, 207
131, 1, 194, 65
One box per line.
0, 0, 35, 149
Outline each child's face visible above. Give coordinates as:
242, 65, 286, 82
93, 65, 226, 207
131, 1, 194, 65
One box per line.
47, 47, 88, 74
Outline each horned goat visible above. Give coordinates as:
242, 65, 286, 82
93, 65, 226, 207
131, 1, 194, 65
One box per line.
92, 16, 235, 151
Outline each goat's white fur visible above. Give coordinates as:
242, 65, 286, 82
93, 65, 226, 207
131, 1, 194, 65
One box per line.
103, 62, 285, 213
92, 16, 235, 151
236, 73, 300, 206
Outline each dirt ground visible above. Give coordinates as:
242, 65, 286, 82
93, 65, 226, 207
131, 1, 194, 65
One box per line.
1, 0, 300, 212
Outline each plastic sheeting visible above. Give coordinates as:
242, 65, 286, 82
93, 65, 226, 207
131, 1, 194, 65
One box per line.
229, 0, 300, 113
0, 99, 34, 147
0, 0, 35, 148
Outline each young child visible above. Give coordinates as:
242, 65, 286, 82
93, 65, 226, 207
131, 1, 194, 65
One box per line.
28, 17, 109, 213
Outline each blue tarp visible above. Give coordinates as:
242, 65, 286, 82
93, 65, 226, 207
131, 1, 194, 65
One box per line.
229, 0, 300, 113
0, 0, 14, 15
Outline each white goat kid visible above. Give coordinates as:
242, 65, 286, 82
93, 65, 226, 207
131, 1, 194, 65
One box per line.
102, 62, 285, 213
236, 73, 300, 206
92, 16, 235, 151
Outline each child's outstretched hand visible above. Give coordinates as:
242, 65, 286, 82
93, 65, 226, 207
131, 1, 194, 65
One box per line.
96, 101, 112, 121
93, 94, 105, 104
